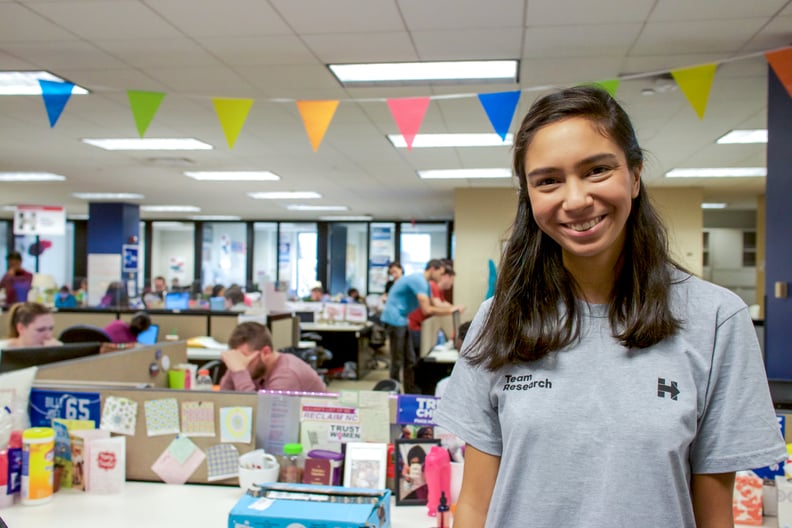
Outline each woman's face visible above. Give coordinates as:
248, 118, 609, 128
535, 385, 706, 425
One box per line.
17, 313, 55, 346
524, 117, 639, 267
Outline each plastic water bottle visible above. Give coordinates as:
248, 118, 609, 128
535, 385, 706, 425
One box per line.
195, 369, 213, 390
424, 446, 451, 517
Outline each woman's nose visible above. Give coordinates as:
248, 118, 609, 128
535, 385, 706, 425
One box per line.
562, 179, 593, 211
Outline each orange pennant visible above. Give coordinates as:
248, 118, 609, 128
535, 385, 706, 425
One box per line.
671, 64, 718, 119
296, 100, 339, 151
766, 47, 792, 99
387, 97, 431, 150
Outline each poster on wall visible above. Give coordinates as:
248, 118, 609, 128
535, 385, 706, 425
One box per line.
369, 226, 393, 293
13, 205, 65, 236
87, 253, 121, 306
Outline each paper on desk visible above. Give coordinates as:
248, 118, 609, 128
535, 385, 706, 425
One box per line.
144, 398, 180, 436
220, 406, 253, 443
151, 436, 206, 485
357, 390, 391, 443
181, 401, 216, 437
100, 396, 138, 435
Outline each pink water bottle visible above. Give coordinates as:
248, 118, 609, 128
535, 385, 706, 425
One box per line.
424, 446, 451, 517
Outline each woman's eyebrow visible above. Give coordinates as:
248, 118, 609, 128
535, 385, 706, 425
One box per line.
526, 153, 619, 179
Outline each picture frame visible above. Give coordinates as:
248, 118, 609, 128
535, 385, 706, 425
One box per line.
395, 438, 441, 506
342, 442, 388, 490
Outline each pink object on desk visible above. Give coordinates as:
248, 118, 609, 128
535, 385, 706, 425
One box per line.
424, 446, 451, 517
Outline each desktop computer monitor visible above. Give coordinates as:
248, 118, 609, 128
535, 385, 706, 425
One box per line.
164, 291, 190, 310
136, 324, 159, 345
0, 342, 102, 373
209, 296, 226, 311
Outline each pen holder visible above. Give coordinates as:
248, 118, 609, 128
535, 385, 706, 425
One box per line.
238, 449, 279, 490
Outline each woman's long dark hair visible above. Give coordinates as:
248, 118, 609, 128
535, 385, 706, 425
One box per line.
468, 86, 682, 371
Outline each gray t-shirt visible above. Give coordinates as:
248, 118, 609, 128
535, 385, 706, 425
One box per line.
435, 273, 786, 528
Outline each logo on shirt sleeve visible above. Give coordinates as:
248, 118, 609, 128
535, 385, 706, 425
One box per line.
502, 373, 552, 392
657, 377, 680, 400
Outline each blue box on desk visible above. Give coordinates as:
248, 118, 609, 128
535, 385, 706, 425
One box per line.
228, 483, 391, 528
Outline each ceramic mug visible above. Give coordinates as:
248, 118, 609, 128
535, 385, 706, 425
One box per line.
238, 449, 279, 490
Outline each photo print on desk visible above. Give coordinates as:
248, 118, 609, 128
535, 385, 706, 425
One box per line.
343, 442, 388, 490
395, 438, 441, 506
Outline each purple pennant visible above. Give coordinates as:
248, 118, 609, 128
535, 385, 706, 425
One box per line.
39, 80, 75, 127
477, 90, 521, 141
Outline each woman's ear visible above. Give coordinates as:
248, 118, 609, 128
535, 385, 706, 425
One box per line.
631, 165, 642, 199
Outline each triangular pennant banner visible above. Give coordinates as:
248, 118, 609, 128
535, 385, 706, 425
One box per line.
765, 47, 792, 99
477, 90, 521, 141
593, 79, 620, 97
212, 98, 255, 149
39, 80, 74, 128
386, 97, 431, 150
128, 90, 166, 138
296, 100, 339, 151
670, 63, 718, 119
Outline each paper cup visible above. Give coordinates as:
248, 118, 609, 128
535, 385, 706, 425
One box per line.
238, 449, 279, 490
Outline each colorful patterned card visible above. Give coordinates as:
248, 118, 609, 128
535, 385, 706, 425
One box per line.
220, 406, 253, 443
151, 437, 206, 485
99, 396, 138, 435
181, 401, 215, 437
144, 398, 180, 436
206, 444, 240, 482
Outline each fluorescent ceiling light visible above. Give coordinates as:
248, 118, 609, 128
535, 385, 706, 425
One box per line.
701, 203, 727, 209
329, 60, 518, 84
73, 192, 144, 200
248, 192, 321, 200
318, 215, 374, 221
665, 168, 766, 178
0, 71, 89, 95
388, 133, 513, 148
184, 171, 280, 181
82, 138, 213, 151
716, 129, 767, 144
190, 215, 242, 221
418, 168, 512, 179
141, 205, 201, 212
285, 204, 349, 212
0, 172, 66, 182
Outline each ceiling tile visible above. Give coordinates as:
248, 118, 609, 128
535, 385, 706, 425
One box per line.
519, 56, 624, 86
648, 0, 790, 21
0, 3, 78, 41
146, 0, 291, 37
398, 0, 523, 30
522, 24, 642, 58
197, 35, 318, 65
632, 19, 770, 55
268, 0, 404, 34
25, 0, 183, 40
94, 38, 221, 68
525, 0, 655, 25
0, 40, 128, 70
302, 32, 417, 63
412, 28, 523, 60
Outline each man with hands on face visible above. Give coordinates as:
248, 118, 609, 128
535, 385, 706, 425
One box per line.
218, 322, 327, 393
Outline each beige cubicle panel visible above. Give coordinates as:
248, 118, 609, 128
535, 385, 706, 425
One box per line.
270, 313, 299, 352
35, 341, 187, 387
420, 314, 456, 358
209, 313, 239, 343
53, 311, 118, 336
120, 313, 208, 341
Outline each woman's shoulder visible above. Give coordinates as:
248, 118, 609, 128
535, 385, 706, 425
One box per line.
669, 269, 748, 320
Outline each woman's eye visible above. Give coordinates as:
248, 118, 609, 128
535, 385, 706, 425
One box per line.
589, 165, 612, 176
535, 177, 560, 187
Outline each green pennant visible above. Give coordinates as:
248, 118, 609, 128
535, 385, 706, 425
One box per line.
593, 79, 620, 97
127, 90, 166, 137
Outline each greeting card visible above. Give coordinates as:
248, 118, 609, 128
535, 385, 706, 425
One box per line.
181, 401, 215, 437
84, 436, 126, 494
206, 444, 240, 482
220, 406, 252, 443
144, 398, 180, 436
151, 436, 206, 485
100, 396, 138, 435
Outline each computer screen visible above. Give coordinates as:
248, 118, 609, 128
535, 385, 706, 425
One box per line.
0, 342, 102, 373
164, 291, 190, 310
136, 324, 159, 345
209, 296, 226, 311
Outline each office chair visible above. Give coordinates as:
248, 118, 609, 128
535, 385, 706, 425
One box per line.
58, 325, 112, 344
372, 378, 401, 393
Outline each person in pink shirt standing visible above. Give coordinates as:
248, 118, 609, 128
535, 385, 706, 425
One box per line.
219, 322, 327, 393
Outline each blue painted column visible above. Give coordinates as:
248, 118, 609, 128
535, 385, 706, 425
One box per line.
86, 202, 140, 306
764, 66, 792, 379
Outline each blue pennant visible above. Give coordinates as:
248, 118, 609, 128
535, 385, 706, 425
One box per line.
39, 80, 75, 127
477, 90, 521, 141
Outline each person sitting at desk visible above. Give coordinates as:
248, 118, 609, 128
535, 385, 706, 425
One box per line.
104, 312, 152, 344
303, 281, 329, 302
0, 301, 61, 349
224, 285, 247, 312
218, 322, 327, 393
54, 285, 77, 308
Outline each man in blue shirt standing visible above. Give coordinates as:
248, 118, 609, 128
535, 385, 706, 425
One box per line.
381, 259, 462, 393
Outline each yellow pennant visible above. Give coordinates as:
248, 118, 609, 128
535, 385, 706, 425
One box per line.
671, 64, 718, 119
296, 100, 339, 151
212, 98, 254, 149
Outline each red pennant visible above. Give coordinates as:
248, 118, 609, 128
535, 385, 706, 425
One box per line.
386, 97, 430, 150
766, 47, 792, 99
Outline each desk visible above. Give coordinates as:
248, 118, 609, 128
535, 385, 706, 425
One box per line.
415, 346, 458, 395
301, 322, 375, 380
0, 481, 776, 527
0, 481, 441, 527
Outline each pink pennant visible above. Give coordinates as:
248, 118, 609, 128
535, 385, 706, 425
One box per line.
386, 97, 431, 150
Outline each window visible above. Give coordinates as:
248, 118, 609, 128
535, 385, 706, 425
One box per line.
369, 223, 395, 293
201, 222, 247, 290
742, 231, 756, 267
253, 222, 278, 290
278, 223, 317, 299
400, 222, 449, 276
702, 231, 709, 268
150, 222, 195, 290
